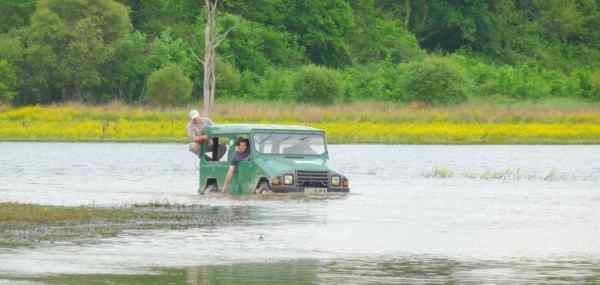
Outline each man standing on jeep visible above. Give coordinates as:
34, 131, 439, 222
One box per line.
222, 138, 250, 193
187, 109, 213, 156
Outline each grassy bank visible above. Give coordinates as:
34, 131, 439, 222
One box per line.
2, 101, 600, 144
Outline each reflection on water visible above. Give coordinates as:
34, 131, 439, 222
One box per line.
17, 257, 600, 285
1, 143, 600, 284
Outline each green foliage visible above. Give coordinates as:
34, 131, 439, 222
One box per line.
118, 0, 201, 35
3, 0, 600, 106
253, 68, 295, 101
146, 65, 193, 106
40, 0, 132, 43
343, 62, 398, 101
577, 70, 600, 101
349, 0, 424, 64
0, 59, 18, 103
7, 0, 133, 104
284, 0, 354, 67
215, 58, 241, 98
400, 57, 469, 105
108, 31, 151, 102
291, 65, 344, 104
146, 31, 195, 76
194, 13, 305, 75
0, 0, 35, 33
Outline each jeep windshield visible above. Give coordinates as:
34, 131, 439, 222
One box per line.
253, 133, 326, 155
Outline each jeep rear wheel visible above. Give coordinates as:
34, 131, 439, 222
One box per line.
202, 183, 219, 194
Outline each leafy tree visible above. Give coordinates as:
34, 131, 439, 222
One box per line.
146, 65, 193, 106
284, 0, 354, 67
107, 31, 151, 102
40, 0, 131, 43
146, 31, 195, 76
227, 0, 354, 67
532, 0, 592, 42
210, 14, 305, 74
16, 0, 132, 103
117, 0, 201, 37
349, 0, 423, 64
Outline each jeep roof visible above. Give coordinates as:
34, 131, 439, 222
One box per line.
203, 124, 324, 135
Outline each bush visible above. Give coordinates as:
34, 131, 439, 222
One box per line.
577, 70, 600, 101
400, 57, 469, 105
342, 62, 398, 101
215, 58, 241, 98
291, 64, 344, 104
451, 54, 554, 100
254, 68, 295, 101
0, 60, 18, 104
145, 65, 192, 106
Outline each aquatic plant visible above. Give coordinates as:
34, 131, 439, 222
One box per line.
427, 166, 454, 178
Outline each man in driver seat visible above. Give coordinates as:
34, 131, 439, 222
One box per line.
222, 138, 250, 193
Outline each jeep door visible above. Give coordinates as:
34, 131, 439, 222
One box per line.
228, 135, 255, 194
201, 136, 231, 191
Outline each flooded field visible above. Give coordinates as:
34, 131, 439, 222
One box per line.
1, 143, 600, 284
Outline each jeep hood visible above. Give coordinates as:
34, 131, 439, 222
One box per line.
256, 155, 329, 175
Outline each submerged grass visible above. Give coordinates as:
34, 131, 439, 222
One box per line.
2, 100, 600, 143
0, 202, 247, 247
0, 203, 136, 224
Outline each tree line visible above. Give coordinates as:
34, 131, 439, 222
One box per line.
1, 0, 600, 106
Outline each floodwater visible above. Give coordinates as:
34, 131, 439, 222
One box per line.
1, 142, 600, 284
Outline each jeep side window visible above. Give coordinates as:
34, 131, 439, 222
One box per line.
204, 137, 229, 162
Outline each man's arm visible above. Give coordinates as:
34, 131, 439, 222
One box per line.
193, 134, 209, 143
222, 165, 236, 193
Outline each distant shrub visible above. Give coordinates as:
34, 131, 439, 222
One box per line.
0, 59, 18, 104
254, 68, 295, 101
480, 65, 551, 100
400, 57, 469, 105
215, 58, 241, 98
577, 70, 600, 101
342, 62, 399, 101
291, 64, 344, 104
451, 54, 554, 100
145, 65, 192, 106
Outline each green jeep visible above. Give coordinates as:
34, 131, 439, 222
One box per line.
198, 124, 350, 194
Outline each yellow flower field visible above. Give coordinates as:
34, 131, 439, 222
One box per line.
1, 104, 600, 144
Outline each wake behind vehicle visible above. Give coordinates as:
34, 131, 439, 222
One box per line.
198, 124, 350, 194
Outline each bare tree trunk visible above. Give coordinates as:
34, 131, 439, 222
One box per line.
404, 0, 411, 29
203, 0, 218, 115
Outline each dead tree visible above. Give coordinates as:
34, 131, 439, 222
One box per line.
198, 0, 235, 115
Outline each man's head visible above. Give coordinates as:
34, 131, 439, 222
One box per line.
236, 138, 250, 153
189, 109, 200, 123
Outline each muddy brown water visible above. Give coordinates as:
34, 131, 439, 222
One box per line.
1, 143, 600, 284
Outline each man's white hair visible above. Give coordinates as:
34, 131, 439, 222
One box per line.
189, 109, 200, 120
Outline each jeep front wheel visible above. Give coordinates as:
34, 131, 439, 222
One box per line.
256, 181, 272, 194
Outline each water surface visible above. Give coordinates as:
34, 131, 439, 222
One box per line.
1, 143, 600, 284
